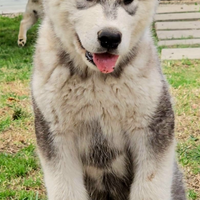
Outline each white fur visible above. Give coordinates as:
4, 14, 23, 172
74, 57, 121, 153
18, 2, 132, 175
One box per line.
39, 135, 88, 200
130, 129, 175, 200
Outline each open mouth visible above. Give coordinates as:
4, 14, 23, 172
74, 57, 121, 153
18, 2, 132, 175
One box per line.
76, 34, 119, 74
85, 51, 119, 74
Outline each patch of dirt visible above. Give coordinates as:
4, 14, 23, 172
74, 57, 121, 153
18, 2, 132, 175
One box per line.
171, 87, 200, 198
185, 167, 200, 198
0, 121, 35, 154
0, 80, 34, 153
1, 80, 30, 97
172, 87, 200, 141
6, 171, 46, 198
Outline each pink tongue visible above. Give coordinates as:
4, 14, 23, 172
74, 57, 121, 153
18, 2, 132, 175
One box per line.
93, 53, 119, 74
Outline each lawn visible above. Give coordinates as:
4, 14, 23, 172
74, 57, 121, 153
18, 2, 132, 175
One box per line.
0, 16, 200, 200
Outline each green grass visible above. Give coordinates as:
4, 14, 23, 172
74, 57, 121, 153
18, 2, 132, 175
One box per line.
188, 189, 198, 200
162, 60, 200, 199
0, 15, 38, 82
0, 117, 11, 132
0, 16, 200, 200
163, 60, 200, 89
0, 145, 37, 180
178, 138, 200, 175
0, 16, 45, 200
0, 145, 44, 200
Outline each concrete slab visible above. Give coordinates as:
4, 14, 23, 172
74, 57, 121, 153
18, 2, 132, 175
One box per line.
161, 48, 200, 60
0, 0, 27, 6
0, 0, 27, 14
159, 0, 200, 3
154, 13, 200, 21
157, 4, 200, 13
158, 39, 200, 46
155, 21, 200, 30
157, 30, 200, 40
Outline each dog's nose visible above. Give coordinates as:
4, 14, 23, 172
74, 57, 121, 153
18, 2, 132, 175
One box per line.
98, 29, 122, 49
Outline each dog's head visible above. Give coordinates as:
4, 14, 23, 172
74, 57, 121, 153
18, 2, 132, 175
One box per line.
44, 0, 157, 74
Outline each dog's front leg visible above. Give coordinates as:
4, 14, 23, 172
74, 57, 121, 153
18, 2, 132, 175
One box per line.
129, 129, 175, 200
33, 102, 88, 200
38, 134, 89, 200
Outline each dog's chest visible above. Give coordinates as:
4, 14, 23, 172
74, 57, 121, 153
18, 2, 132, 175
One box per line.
34, 73, 157, 199
46, 74, 152, 132
76, 120, 133, 200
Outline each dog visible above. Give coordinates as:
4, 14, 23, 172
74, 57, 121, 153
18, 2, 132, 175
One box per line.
18, 0, 43, 46
31, 0, 186, 199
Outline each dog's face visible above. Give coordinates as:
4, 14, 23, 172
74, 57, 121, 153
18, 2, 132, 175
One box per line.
44, 0, 157, 73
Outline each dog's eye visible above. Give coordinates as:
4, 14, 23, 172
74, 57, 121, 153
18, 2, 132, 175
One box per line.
124, 0, 133, 5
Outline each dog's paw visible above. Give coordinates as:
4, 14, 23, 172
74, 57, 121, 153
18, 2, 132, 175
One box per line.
18, 38, 26, 47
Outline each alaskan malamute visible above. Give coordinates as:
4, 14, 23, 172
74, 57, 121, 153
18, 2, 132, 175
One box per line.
31, 0, 186, 199
18, 0, 43, 46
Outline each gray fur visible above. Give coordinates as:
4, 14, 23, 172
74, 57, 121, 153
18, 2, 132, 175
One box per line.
57, 50, 76, 76
57, 50, 89, 79
80, 120, 121, 168
124, 5, 138, 16
76, 1, 118, 19
32, 98, 55, 160
149, 83, 175, 154
85, 170, 133, 200
171, 163, 186, 200
77, 0, 137, 18
76, 0, 97, 10
77, 120, 134, 199
101, 1, 119, 19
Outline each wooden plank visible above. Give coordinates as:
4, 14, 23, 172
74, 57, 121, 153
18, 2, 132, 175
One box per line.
154, 13, 200, 21
157, 30, 200, 40
161, 48, 200, 60
155, 21, 200, 30
157, 4, 200, 13
158, 39, 200, 46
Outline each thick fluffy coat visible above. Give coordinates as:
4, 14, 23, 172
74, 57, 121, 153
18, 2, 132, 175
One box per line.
31, 0, 186, 199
